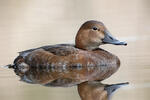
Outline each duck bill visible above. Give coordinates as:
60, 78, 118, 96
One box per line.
102, 30, 127, 46
105, 82, 129, 94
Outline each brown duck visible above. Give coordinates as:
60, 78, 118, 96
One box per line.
5, 20, 127, 87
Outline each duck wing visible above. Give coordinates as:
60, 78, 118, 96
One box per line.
19, 44, 75, 56
13, 44, 88, 86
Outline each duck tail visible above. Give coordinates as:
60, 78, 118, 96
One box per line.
1, 64, 15, 69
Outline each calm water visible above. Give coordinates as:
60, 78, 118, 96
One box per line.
0, 0, 150, 100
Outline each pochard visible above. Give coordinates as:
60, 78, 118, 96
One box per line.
5, 20, 127, 87
78, 81, 129, 100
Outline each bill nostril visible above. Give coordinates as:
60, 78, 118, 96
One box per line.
112, 88, 116, 92
109, 36, 113, 40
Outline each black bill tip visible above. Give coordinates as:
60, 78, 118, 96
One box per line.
124, 42, 127, 46
114, 41, 127, 46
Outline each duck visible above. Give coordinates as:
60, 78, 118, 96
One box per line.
78, 81, 129, 100
5, 20, 127, 87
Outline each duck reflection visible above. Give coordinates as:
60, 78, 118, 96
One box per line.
78, 81, 129, 100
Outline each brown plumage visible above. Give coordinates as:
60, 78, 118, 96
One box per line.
78, 81, 129, 100
6, 20, 127, 87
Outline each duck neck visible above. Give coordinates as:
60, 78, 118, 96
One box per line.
75, 44, 97, 51
75, 35, 99, 50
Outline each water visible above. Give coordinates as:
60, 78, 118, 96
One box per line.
0, 0, 150, 100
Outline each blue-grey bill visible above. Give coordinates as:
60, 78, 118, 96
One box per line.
102, 31, 127, 46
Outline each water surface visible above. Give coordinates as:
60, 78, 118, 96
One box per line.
0, 0, 150, 100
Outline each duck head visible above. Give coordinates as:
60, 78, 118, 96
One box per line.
75, 20, 127, 50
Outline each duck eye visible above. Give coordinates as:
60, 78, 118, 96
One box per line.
92, 27, 98, 30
